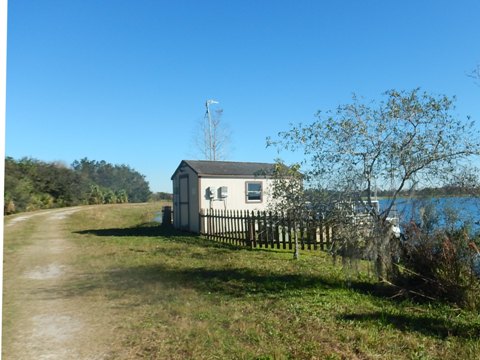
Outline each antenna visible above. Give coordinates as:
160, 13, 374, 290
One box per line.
206, 99, 219, 105
205, 99, 220, 161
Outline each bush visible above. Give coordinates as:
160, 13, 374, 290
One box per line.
395, 221, 480, 309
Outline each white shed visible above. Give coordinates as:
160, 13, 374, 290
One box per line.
171, 160, 276, 232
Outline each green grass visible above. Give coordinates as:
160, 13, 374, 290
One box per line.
60, 203, 480, 358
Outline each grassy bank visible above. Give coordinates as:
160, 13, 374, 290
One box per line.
16, 203, 480, 359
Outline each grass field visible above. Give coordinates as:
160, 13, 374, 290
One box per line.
6, 202, 480, 359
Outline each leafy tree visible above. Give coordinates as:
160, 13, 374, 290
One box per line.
4, 157, 91, 212
34, 161, 88, 206
267, 161, 305, 259
268, 89, 480, 279
88, 185, 104, 205
5, 156, 151, 214
71, 158, 97, 182
5, 157, 31, 212
116, 189, 129, 203
103, 189, 118, 204
113, 164, 151, 202
71, 158, 151, 202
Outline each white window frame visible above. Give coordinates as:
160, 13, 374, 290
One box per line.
245, 181, 263, 203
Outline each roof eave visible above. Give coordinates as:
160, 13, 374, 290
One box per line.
170, 160, 199, 180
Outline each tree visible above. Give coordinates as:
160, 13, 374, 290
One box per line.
103, 189, 118, 204
267, 161, 305, 259
4, 157, 33, 212
72, 158, 151, 203
116, 189, 129, 203
194, 100, 230, 161
4, 156, 151, 214
88, 185, 104, 205
4, 157, 89, 213
268, 89, 480, 279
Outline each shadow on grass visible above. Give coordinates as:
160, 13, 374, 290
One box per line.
74, 223, 189, 238
47, 261, 480, 339
73, 223, 245, 251
36, 263, 328, 302
106, 264, 348, 297
74, 223, 323, 255
339, 312, 480, 339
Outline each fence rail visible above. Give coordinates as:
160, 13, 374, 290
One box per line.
199, 209, 335, 251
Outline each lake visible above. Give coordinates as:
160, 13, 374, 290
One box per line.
379, 197, 480, 233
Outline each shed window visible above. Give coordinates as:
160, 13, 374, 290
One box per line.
246, 182, 262, 202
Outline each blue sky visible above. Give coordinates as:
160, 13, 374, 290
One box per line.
5, 0, 480, 192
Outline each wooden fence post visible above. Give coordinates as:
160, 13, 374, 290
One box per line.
199, 209, 205, 235
245, 210, 254, 249
274, 212, 281, 249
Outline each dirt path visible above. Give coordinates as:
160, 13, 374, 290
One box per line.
3, 208, 114, 360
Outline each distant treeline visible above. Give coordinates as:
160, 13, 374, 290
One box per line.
149, 192, 173, 201
4, 157, 158, 214
374, 186, 479, 198
302, 185, 478, 205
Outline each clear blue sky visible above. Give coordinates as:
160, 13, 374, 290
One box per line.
6, 0, 480, 192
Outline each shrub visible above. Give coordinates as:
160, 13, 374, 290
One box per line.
395, 221, 480, 309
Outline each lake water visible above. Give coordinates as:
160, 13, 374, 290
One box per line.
379, 197, 480, 233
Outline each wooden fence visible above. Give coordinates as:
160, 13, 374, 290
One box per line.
199, 209, 335, 251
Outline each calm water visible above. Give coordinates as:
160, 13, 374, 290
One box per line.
379, 197, 480, 233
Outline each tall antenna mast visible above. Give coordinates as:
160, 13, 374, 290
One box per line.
205, 99, 219, 161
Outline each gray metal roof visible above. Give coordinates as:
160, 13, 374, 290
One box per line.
172, 160, 276, 179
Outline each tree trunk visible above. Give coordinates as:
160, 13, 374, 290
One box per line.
375, 222, 393, 281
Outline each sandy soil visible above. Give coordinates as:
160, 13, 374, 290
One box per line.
3, 208, 116, 360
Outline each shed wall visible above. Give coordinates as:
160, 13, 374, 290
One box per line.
172, 166, 199, 232
199, 177, 273, 212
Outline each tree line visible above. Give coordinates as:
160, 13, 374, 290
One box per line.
4, 157, 153, 214
366, 185, 479, 198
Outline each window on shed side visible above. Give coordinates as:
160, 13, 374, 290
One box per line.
246, 182, 262, 202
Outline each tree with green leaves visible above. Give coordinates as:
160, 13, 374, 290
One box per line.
4, 157, 90, 213
72, 158, 151, 202
87, 185, 105, 205
268, 89, 480, 279
116, 189, 129, 203
103, 189, 118, 204
267, 161, 305, 259
5, 156, 151, 214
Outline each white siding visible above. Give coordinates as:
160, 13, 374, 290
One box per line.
199, 177, 273, 212
172, 161, 276, 233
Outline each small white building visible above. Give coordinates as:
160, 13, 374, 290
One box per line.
171, 160, 276, 232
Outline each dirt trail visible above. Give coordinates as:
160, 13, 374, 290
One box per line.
3, 208, 114, 360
